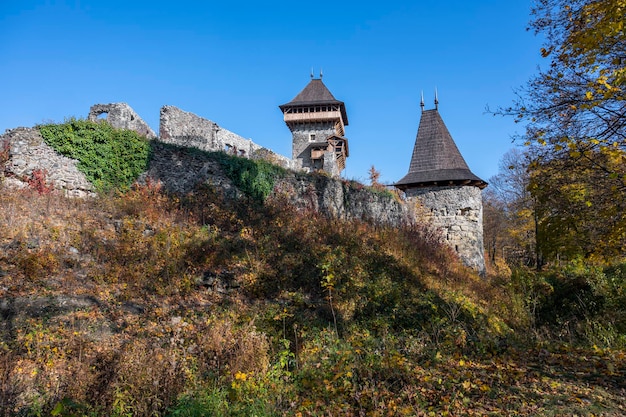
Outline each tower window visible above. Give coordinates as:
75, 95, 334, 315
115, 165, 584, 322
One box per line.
309, 134, 316, 142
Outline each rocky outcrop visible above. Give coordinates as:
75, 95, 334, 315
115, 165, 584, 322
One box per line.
272, 175, 414, 226
1, 127, 95, 197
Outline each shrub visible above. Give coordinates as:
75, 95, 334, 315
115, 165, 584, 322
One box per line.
38, 118, 151, 192
508, 260, 626, 347
210, 152, 286, 201
27, 169, 54, 195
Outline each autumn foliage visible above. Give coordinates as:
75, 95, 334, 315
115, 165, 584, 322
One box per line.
1, 1, 625, 412
1, 178, 625, 416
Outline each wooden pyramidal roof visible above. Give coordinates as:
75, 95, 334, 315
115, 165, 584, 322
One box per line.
279, 78, 349, 125
395, 108, 487, 189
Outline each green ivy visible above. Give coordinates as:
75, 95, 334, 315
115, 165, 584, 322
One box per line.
38, 118, 151, 192
211, 152, 286, 202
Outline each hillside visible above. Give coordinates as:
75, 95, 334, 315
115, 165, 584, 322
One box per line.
0, 180, 624, 416
1, 121, 625, 416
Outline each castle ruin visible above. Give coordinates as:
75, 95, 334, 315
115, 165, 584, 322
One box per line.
1, 79, 487, 275
88, 103, 156, 139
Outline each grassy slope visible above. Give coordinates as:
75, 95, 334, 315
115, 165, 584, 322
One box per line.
0, 181, 624, 417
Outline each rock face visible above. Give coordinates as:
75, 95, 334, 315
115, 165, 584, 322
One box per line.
88, 103, 156, 139
405, 186, 485, 275
272, 176, 414, 226
0, 127, 95, 197
159, 105, 293, 169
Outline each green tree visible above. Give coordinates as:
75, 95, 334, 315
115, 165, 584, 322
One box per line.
513, 0, 626, 157
529, 147, 626, 263
501, 0, 626, 264
484, 149, 539, 268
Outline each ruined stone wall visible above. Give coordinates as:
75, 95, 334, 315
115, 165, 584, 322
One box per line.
1, 128, 95, 197
405, 185, 486, 275
143, 141, 415, 227
88, 103, 156, 139
0, 119, 482, 274
159, 105, 294, 169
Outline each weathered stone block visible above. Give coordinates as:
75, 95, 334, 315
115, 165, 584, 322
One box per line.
1, 127, 95, 197
159, 105, 293, 169
88, 103, 156, 139
406, 185, 486, 276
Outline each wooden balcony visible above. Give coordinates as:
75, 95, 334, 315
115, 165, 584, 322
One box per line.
283, 110, 343, 124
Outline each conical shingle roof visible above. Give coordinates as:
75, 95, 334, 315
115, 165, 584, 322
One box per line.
279, 78, 348, 125
395, 109, 486, 189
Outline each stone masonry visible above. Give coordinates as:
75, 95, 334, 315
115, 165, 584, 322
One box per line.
1, 100, 485, 275
290, 123, 337, 171
159, 105, 294, 169
143, 140, 415, 227
1, 127, 95, 197
405, 185, 485, 275
88, 103, 156, 139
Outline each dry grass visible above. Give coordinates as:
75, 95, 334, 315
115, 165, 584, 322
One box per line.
1, 183, 624, 416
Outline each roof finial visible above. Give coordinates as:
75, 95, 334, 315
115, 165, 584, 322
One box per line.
420, 91, 425, 112
311, 68, 314, 79
434, 87, 439, 110
320, 68, 323, 79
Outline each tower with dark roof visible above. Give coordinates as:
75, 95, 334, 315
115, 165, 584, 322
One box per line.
396, 99, 487, 275
279, 77, 349, 177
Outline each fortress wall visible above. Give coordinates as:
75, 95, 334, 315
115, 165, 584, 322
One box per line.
2, 102, 485, 275
143, 140, 416, 227
159, 105, 293, 169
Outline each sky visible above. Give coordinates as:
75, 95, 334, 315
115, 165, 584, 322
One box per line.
0, 0, 545, 185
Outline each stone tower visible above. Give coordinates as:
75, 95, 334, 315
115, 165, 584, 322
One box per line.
279, 76, 349, 177
395, 97, 488, 275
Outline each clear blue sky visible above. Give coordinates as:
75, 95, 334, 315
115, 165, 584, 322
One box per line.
1, 0, 544, 184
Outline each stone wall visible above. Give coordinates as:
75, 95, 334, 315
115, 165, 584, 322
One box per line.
143, 141, 415, 227
405, 185, 486, 275
1, 128, 95, 197
159, 105, 294, 169
0, 102, 485, 275
88, 103, 156, 139
140, 142, 243, 199
291, 122, 336, 164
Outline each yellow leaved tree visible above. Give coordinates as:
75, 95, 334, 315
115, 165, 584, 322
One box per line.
501, 0, 626, 265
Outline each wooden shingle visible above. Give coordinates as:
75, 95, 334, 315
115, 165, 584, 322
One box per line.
279, 78, 348, 125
